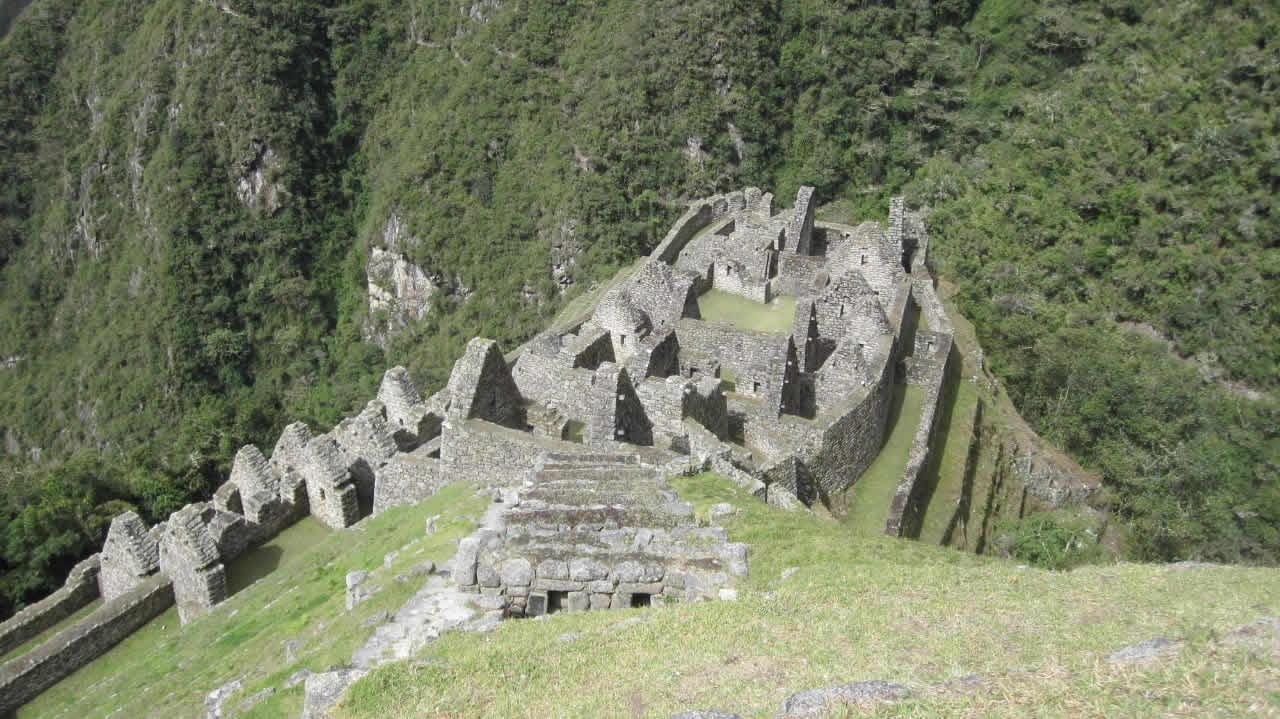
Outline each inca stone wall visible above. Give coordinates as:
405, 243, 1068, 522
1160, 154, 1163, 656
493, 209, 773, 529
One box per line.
98, 512, 160, 601
445, 338, 526, 429
159, 504, 229, 623
453, 453, 748, 616
0, 575, 174, 717
885, 330, 955, 537
371, 447, 442, 514
0, 556, 99, 659
774, 251, 827, 297
302, 435, 361, 529
2, 185, 972, 714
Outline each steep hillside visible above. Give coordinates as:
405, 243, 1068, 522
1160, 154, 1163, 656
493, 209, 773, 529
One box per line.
0, 0, 1275, 615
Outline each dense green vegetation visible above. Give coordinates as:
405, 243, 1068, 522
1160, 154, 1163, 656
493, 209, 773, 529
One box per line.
0, 0, 1275, 615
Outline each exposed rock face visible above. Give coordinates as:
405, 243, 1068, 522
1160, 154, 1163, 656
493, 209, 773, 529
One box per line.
235, 143, 285, 214
365, 247, 436, 346
546, 217, 581, 291
364, 216, 470, 346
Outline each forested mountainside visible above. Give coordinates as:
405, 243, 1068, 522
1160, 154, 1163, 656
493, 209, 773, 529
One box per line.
0, 0, 1275, 615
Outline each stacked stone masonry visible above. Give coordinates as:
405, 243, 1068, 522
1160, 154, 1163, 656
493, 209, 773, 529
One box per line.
0, 556, 99, 659
1, 187, 962, 714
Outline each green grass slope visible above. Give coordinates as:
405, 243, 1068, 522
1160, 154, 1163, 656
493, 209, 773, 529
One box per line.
334, 474, 1279, 718
16, 484, 487, 719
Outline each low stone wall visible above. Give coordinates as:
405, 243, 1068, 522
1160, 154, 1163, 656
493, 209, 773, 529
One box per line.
651, 192, 743, 265
440, 419, 595, 487
372, 449, 442, 514
803, 336, 898, 497
773, 252, 826, 296
0, 574, 174, 716
0, 556, 100, 659
884, 333, 955, 537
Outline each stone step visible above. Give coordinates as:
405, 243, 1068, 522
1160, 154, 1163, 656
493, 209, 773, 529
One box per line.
532, 467, 659, 483
519, 486, 666, 507
503, 504, 686, 531
542, 451, 640, 467
523, 478, 667, 495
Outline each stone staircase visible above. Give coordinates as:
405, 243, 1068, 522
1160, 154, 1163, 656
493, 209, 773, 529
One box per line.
443, 449, 747, 616
504, 452, 695, 536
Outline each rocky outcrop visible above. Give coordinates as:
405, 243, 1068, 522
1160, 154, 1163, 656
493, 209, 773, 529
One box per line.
234, 143, 285, 214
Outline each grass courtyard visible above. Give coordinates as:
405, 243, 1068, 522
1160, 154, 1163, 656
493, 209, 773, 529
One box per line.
696, 289, 796, 334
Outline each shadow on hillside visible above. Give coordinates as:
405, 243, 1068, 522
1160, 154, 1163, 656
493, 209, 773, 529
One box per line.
900, 346, 963, 539
225, 544, 285, 596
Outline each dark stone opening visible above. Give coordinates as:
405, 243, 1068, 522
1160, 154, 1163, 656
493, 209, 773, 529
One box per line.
546, 590, 567, 614
629, 593, 651, 608
526, 592, 547, 616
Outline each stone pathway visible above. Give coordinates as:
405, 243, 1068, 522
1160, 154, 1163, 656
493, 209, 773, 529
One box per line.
349, 573, 475, 669
303, 494, 508, 718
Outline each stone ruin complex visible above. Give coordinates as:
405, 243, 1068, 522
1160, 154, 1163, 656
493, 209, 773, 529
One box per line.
0, 187, 962, 715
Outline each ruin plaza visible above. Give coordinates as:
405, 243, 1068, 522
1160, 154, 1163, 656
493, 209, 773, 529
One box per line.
0, 187, 958, 713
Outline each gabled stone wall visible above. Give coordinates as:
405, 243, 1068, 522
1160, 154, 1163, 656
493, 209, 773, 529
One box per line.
98, 512, 159, 601
159, 504, 228, 624
445, 338, 526, 429
303, 435, 361, 529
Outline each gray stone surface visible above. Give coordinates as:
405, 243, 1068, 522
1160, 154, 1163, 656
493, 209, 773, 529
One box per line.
0, 555, 100, 658
500, 558, 533, 586
302, 668, 367, 719
776, 680, 910, 717
283, 668, 313, 689
350, 574, 476, 670
204, 678, 241, 719
237, 687, 274, 713
1224, 616, 1280, 658
1108, 637, 1182, 664
99, 512, 159, 601
671, 712, 744, 719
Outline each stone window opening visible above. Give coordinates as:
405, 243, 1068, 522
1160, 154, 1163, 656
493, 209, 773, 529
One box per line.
318, 487, 326, 501
839, 304, 846, 318
630, 593, 652, 608
546, 590, 567, 614
860, 254, 867, 265
752, 381, 761, 393
620, 334, 627, 347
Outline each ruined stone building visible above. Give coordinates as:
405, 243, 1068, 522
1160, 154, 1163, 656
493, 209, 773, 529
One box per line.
2, 188, 960, 712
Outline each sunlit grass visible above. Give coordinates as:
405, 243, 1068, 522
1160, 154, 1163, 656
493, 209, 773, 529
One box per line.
18, 484, 487, 719
696, 290, 796, 334
841, 385, 925, 536
336, 473, 1280, 719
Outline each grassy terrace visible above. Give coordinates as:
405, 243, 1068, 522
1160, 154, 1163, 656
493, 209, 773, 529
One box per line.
840, 384, 925, 536
0, 599, 102, 665
336, 474, 1280, 719
918, 380, 982, 546
696, 290, 796, 334
18, 485, 487, 719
